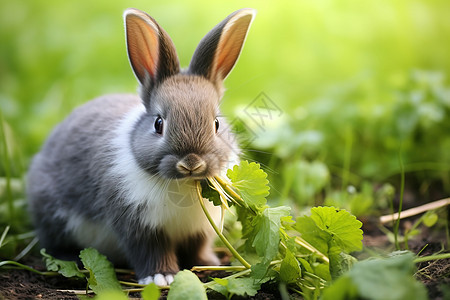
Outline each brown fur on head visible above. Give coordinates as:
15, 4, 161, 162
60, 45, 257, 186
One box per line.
124, 8, 255, 180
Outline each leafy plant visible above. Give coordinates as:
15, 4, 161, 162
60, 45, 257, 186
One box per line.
42, 248, 123, 295
195, 161, 364, 298
2, 160, 448, 299
322, 251, 428, 300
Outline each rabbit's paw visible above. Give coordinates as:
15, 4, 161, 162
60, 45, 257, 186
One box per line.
139, 273, 175, 286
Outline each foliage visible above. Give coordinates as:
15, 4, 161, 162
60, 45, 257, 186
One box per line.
227, 161, 270, 209
41, 249, 84, 278
203, 161, 365, 297
79, 248, 123, 294
1, 161, 446, 299
41, 248, 123, 295
167, 270, 207, 300
210, 276, 262, 298
322, 251, 428, 300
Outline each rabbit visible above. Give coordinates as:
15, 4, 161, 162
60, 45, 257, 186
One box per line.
27, 7, 255, 286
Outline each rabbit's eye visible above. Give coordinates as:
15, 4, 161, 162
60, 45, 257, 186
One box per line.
154, 117, 163, 134
215, 118, 219, 133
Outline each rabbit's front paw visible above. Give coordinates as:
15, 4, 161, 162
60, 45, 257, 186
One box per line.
139, 273, 175, 286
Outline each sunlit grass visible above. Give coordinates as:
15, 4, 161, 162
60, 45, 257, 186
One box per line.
0, 0, 449, 255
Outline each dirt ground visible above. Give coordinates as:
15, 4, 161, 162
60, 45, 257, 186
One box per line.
0, 218, 448, 299
0, 265, 286, 299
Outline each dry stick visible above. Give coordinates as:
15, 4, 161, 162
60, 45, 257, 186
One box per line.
379, 198, 450, 224
57, 289, 94, 295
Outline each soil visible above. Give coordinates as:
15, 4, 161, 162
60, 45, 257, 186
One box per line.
0, 216, 448, 299
0, 265, 286, 300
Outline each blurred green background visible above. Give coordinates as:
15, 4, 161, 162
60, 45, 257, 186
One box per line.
1, 0, 450, 238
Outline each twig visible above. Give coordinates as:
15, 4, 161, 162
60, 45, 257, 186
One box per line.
57, 289, 93, 295
379, 198, 450, 224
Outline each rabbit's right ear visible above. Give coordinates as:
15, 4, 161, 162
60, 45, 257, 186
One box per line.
124, 8, 180, 90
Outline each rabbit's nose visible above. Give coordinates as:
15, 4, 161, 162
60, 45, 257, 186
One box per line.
176, 153, 207, 176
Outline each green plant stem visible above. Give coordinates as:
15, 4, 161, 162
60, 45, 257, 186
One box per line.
196, 181, 251, 269
118, 281, 173, 290
0, 115, 15, 229
294, 237, 329, 264
394, 151, 405, 250
0, 261, 58, 276
0, 226, 10, 248
413, 253, 450, 263
213, 176, 242, 203
203, 268, 252, 288
213, 176, 257, 215
119, 281, 143, 287
191, 265, 247, 272
342, 126, 353, 191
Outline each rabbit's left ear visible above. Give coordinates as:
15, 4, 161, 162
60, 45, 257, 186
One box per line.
189, 8, 256, 84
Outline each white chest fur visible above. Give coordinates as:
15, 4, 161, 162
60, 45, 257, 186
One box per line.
109, 105, 221, 241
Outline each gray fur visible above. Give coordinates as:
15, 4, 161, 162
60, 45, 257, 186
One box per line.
27, 8, 255, 284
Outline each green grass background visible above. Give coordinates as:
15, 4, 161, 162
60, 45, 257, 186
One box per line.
1, 0, 450, 239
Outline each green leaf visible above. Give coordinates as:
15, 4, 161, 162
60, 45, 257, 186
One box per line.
323, 251, 428, 300
167, 270, 207, 300
310, 206, 363, 253
297, 257, 313, 274
312, 262, 332, 282
200, 180, 222, 206
294, 215, 329, 255
280, 249, 301, 283
141, 283, 161, 300
321, 275, 359, 300
210, 277, 265, 298
227, 277, 261, 297
252, 206, 291, 263
79, 248, 122, 294
250, 261, 272, 279
227, 161, 270, 210
329, 250, 357, 279
422, 211, 438, 227
209, 278, 229, 297
40, 249, 84, 278
94, 290, 129, 300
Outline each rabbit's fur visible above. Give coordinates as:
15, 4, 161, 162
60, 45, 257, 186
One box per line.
27, 8, 255, 286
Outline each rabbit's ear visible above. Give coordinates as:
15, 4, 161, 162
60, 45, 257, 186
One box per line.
189, 8, 255, 84
124, 8, 180, 87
